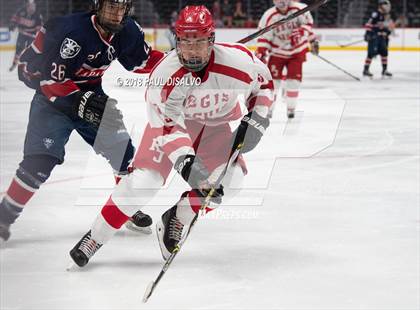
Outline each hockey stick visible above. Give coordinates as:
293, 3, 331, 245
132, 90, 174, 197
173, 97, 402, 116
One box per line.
237, 0, 330, 44
313, 54, 361, 81
142, 143, 244, 303
337, 39, 365, 48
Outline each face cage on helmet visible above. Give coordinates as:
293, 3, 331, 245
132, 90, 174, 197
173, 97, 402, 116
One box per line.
95, 0, 132, 34
176, 34, 215, 72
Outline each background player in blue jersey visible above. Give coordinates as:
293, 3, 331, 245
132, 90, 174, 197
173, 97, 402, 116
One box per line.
0, 0, 164, 243
363, 0, 393, 78
8, 0, 43, 72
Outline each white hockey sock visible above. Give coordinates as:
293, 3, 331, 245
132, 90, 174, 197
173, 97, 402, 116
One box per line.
285, 79, 301, 111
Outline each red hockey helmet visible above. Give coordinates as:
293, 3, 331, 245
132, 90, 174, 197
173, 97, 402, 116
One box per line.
175, 6, 215, 72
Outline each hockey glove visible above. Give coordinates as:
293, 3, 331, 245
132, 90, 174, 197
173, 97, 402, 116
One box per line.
74, 91, 124, 130
232, 111, 270, 154
364, 31, 372, 42
174, 154, 223, 203
310, 40, 320, 55
255, 47, 269, 64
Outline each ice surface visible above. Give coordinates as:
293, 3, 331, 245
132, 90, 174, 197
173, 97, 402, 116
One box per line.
0, 50, 419, 310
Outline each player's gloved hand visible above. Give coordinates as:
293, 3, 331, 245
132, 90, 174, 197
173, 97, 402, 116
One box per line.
289, 28, 305, 47
231, 111, 270, 154
74, 91, 124, 130
174, 154, 223, 203
310, 40, 320, 55
255, 47, 269, 64
364, 31, 372, 42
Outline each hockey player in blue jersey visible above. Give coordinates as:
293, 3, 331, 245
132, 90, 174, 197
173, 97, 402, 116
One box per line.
363, 0, 393, 78
0, 0, 164, 243
8, 0, 43, 72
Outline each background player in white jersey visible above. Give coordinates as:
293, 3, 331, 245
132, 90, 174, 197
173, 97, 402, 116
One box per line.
69, 5, 274, 267
256, 0, 318, 119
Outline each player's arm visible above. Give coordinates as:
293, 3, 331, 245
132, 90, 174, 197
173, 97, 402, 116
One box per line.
300, 11, 319, 54
364, 12, 377, 41
232, 57, 274, 154
118, 19, 164, 74
9, 9, 20, 31
147, 83, 212, 191
255, 11, 274, 64
31, 20, 121, 129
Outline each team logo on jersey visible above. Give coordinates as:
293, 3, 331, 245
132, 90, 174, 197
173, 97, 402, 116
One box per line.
43, 137, 54, 149
60, 38, 81, 59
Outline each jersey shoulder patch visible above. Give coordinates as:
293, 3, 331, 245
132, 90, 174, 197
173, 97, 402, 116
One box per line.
372, 11, 378, 18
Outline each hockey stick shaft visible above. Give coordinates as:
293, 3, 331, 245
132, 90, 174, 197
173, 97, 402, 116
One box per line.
237, 0, 330, 44
142, 145, 243, 303
339, 39, 365, 48
314, 54, 361, 81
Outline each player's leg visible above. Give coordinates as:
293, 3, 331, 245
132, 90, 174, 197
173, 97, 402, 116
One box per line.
363, 38, 377, 77
69, 124, 170, 267
267, 56, 286, 118
156, 160, 247, 260
380, 37, 392, 77
284, 56, 304, 119
156, 123, 247, 259
9, 35, 26, 72
75, 120, 153, 232
0, 93, 73, 242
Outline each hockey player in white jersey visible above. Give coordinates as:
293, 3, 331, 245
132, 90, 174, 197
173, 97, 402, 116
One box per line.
256, 0, 318, 119
69, 5, 274, 266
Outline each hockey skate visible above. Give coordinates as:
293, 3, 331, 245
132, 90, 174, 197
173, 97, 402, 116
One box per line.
287, 108, 295, 119
69, 230, 102, 267
382, 70, 392, 78
156, 205, 185, 260
125, 210, 153, 234
363, 69, 373, 78
0, 223, 11, 246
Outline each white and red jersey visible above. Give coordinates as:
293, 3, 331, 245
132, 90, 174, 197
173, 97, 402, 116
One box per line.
145, 43, 274, 164
257, 2, 314, 59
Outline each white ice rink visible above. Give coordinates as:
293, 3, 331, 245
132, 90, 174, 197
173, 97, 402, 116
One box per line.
0, 49, 419, 310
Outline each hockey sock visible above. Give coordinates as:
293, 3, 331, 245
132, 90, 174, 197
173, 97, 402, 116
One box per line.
0, 155, 58, 225
285, 79, 300, 111
100, 197, 130, 229
364, 58, 372, 70
381, 56, 388, 72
